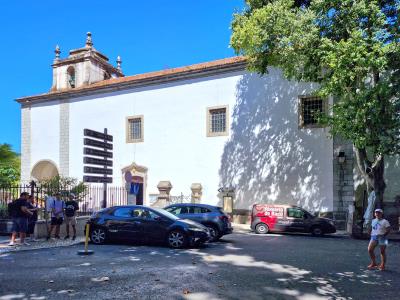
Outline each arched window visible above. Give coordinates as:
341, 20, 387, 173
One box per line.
67, 66, 76, 88
104, 71, 111, 80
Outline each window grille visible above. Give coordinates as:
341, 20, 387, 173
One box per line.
299, 96, 325, 127
129, 118, 141, 140
210, 108, 226, 133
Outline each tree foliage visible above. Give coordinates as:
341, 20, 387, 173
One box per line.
231, 0, 400, 205
39, 175, 88, 201
0, 143, 20, 186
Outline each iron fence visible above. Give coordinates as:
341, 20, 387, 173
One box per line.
169, 193, 191, 204
0, 183, 128, 219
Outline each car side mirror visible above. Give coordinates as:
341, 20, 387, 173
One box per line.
154, 216, 162, 221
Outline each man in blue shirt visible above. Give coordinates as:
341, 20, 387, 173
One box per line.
46, 193, 65, 240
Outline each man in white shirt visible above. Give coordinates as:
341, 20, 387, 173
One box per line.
368, 208, 390, 271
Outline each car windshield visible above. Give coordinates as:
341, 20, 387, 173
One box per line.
152, 208, 180, 220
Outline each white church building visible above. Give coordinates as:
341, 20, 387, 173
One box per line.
18, 33, 365, 224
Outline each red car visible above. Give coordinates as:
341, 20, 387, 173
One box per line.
250, 204, 336, 236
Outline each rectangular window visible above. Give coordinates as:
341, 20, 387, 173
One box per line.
207, 105, 229, 137
126, 115, 144, 143
299, 96, 326, 128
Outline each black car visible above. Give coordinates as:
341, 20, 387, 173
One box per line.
164, 203, 233, 241
87, 205, 210, 248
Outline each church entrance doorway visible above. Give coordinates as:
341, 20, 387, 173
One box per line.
130, 176, 144, 205
122, 162, 148, 206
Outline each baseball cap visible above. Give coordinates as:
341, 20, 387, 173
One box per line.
375, 208, 383, 213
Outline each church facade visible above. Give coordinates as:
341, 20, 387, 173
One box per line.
18, 33, 360, 220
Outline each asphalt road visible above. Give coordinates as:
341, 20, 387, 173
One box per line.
0, 232, 399, 300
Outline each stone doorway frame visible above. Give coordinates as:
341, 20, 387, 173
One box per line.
121, 162, 148, 205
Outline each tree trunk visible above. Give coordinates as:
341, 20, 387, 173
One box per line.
354, 147, 386, 208
372, 156, 386, 209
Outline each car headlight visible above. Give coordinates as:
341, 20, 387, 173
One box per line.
329, 221, 335, 226
189, 226, 205, 232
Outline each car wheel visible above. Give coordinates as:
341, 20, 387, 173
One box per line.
311, 226, 324, 237
207, 225, 221, 242
90, 227, 107, 244
255, 223, 269, 234
167, 230, 187, 249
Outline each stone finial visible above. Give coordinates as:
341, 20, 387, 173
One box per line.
116, 56, 122, 71
85, 32, 93, 48
191, 183, 203, 203
54, 45, 61, 60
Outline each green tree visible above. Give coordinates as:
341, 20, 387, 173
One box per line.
231, 0, 400, 207
40, 175, 88, 201
0, 143, 20, 186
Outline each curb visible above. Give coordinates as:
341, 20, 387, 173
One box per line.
0, 238, 85, 254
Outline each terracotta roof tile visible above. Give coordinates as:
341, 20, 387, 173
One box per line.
17, 56, 246, 103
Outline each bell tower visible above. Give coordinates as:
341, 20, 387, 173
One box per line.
51, 32, 124, 91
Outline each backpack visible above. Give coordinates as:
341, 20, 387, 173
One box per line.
8, 201, 18, 218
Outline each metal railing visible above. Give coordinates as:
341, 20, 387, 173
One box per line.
0, 183, 128, 219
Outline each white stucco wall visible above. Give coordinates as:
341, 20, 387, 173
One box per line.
30, 101, 60, 174
28, 68, 334, 212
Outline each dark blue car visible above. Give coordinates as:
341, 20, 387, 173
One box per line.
164, 203, 232, 241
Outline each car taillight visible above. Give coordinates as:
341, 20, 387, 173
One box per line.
219, 215, 230, 222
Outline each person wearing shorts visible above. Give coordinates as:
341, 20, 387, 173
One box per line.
9, 192, 33, 246
64, 193, 79, 240
47, 193, 65, 240
368, 208, 391, 271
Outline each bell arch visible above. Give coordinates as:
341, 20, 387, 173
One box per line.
31, 160, 59, 181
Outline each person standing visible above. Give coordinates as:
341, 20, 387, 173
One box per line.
8, 192, 33, 246
47, 193, 65, 240
26, 195, 39, 242
368, 208, 391, 271
64, 193, 79, 240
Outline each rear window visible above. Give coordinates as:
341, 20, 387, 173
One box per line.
217, 207, 226, 214
192, 206, 212, 214
287, 208, 305, 218
113, 207, 132, 217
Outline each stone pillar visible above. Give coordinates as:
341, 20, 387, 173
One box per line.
218, 188, 235, 214
59, 100, 70, 177
21, 105, 32, 182
152, 181, 172, 208
191, 183, 202, 203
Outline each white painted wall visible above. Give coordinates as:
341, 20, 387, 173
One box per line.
30, 101, 60, 173
29, 68, 334, 212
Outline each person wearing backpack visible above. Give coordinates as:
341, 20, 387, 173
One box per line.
64, 193, 79, 240
8, 192, 33, 246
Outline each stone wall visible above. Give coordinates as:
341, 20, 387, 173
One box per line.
34, 216, 90, 238
332, 137, 355, 230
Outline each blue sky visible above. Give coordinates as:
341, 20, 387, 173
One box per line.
0, 0, 245, 153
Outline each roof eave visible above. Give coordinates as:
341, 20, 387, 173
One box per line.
16, 59, 247, 105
